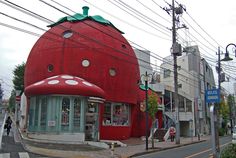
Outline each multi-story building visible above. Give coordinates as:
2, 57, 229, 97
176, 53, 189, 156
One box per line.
134, 49, 165, 129
201, 58, 216, 134
160, 45, 215, 136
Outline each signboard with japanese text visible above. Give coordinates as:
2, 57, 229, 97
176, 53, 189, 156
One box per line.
205, 89, 220, 103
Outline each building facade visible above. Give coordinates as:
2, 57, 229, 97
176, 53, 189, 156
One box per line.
22, 6, 159, 143
134, 49, 165, 129
160, 45, 215, 136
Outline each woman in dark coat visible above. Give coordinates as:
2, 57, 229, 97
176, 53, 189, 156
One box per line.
5, 116, 12, 136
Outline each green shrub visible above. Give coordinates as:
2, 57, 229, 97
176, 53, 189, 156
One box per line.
219, 128, 225, 136
220, 144, 236, 158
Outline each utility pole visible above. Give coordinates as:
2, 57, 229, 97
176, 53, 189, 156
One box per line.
163, 0, 185, 145
216, 46, 221, 157
172, 0, 180, 145
171, 0, 184, 145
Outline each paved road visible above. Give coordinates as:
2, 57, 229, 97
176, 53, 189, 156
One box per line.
0, 113, 52, 158
134, 136, 232, 158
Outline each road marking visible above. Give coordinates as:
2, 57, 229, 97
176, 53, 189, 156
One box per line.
19, 152, 30, 158
184, 142, 230, 158
0, 153, 10, 158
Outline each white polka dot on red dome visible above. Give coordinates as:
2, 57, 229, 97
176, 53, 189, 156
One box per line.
61, 75, 74, 79
34, 80, 45, 86
48, 80, 59, 85
82, 81, 92, 87
65, 80, 78, 85
75, 77, 83, 80
47, 76, 58, 80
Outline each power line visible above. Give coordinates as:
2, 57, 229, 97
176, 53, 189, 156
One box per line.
0, 0, 225, 91
184, 9, 222, 47
82, 0, 171, 41
136, 0, 171, 24
41, 1, 220, 86
107, 0, 171, 37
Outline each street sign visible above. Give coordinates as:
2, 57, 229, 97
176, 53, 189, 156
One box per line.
16, 96, 21, 102
205, 89, 220, 103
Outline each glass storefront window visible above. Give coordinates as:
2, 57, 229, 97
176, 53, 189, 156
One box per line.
61, 97, 70, 131
29, 99, 36, 131
103, 102, 130, 126
103, 103, 112, 125
73, 98, 81, 131
113, 103, 129, 126
35, 100, 39, 128
85, 102, 99, 141
40, 97, 47, 127
28, 95, 92, 134
27, 95, 101, 143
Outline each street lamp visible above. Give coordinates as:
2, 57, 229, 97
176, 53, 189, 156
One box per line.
213, 44, 236, 157
140, 71, 155, 150
222, 43, 236, 135
222, 43, 236, 61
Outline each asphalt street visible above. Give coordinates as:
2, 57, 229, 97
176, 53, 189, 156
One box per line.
134, 136, 232, 158
0, 112, 51, 158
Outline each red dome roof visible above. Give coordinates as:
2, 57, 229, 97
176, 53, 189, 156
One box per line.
24, 74, 105, 98
25, 12, 140, 104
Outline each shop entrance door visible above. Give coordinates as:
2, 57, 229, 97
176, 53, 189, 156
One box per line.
85, 102, 99, 141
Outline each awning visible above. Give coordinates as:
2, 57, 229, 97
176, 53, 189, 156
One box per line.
24, 74, 105, 99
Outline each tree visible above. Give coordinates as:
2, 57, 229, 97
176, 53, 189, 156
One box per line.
227, 94, 235, 133
8, 90, 16, 112
220, 99, 229, 123
219, 97, 229, 135
147, 91, 159, 149
12, 62, 25, 93
8, 62, 25, 111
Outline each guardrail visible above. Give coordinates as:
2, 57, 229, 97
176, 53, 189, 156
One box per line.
0, 113, 7, 149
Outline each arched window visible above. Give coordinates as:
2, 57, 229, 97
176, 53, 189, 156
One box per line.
61, 97, 70, 131
73, 98, 81, 131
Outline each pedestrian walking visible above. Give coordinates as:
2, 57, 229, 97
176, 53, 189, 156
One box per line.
169, 125, 176, 142
5, 116, 12, 136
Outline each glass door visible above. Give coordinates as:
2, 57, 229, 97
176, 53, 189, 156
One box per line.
61, 97, 70, 132
85, 102, 99, 141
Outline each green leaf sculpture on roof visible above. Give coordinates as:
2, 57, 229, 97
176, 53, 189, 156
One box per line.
48, 6, 124, 34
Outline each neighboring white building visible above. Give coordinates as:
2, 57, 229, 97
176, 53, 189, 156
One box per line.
134, 49, 165, 94
134, 46, 215, 137
134, 49, 153, 76
134, 49, 165, 128
160, 45, 215, 136
201, 58, 216, 134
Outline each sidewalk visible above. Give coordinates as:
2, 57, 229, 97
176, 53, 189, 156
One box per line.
114, 136, 209, 158
13, 123, 209, 158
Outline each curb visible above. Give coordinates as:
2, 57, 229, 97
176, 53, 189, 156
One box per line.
129, 140, 206, 157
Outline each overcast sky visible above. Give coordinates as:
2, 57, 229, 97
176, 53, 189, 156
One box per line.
1, 0, 236, 99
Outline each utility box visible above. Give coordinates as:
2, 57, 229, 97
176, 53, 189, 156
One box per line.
220, 72, 226, 82
172, 42, 182, 56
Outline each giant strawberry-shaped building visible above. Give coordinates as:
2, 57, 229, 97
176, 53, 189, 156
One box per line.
24, 6, 154, 142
